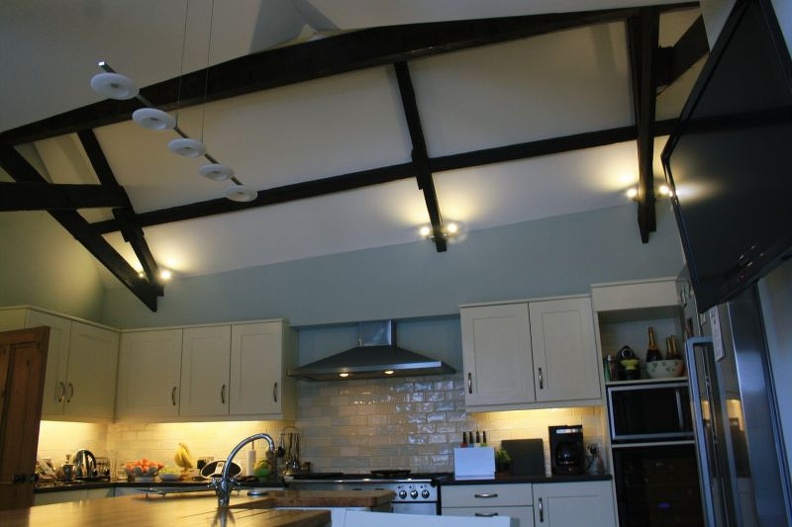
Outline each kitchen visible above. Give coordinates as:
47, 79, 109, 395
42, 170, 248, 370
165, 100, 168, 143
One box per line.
2, 0, 792, 526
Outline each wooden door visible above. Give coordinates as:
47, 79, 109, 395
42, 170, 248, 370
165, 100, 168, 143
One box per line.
0, 327, 49, 510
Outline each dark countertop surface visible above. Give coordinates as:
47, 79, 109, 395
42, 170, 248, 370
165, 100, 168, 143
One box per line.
35, 477, 285, 493
436, 473, 612, 485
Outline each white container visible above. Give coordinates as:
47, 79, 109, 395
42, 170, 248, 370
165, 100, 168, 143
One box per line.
453, 447, 495, 479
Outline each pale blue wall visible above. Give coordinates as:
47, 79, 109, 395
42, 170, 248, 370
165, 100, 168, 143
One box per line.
0, 210, 105, 321
101, 202, 685, 329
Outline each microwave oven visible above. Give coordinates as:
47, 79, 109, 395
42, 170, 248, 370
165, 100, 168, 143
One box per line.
607, 381, 694, 443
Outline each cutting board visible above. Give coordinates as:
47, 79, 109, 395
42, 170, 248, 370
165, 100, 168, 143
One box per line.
501, 439, 545, 476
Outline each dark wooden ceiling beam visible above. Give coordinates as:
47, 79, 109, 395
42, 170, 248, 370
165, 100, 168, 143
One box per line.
628, 8, 660, 243
0, 142, 160, 311
77, 130, 163, 294
0, 182, 129, 211
89, 121, 678, 234
0, 3, 697, 147
656, 15, 709, 91
393, 62, 447, 253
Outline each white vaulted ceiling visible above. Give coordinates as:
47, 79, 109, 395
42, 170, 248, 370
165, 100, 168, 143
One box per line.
0, 0, 704, 304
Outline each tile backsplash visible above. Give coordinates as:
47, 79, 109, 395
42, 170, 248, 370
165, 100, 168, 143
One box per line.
37, 373, 604, 477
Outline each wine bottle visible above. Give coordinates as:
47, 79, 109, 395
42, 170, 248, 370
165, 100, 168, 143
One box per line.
645, 327, 662, 362
461, 432, 468, 448
666, 335, 681, 359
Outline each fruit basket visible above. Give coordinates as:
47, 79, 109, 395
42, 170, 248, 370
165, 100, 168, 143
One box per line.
124, 459, 163, 481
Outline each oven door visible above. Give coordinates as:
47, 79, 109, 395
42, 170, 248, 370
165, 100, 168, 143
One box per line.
392, 502, 438, 515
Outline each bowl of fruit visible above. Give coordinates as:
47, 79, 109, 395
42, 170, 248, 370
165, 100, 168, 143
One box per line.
158, 466, 183, 481
124, 459, 163, 482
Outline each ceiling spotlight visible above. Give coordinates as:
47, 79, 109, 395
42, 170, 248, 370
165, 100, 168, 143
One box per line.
626, 187, 638, 200
90, 72, 139, 100
224, 184, 257, 202
168, 138, 206, 157
132, 108, 176, 130
420, 222, 461, 241
159, 269, 173, 281
658, 184, 674, 197
199, 163, 235, 181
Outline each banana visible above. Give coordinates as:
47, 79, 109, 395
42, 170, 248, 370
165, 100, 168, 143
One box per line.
174, 443, 194, 470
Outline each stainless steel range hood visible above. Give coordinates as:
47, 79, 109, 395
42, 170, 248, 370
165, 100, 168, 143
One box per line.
288, 320, 455, 381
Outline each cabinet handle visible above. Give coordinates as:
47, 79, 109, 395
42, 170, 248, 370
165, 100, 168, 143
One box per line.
57, 382, 66, 403
66, 383, 74, 403
474, 513, 499, 517
467, 373, 473, 394
272, 382, 278, 403
539, 497, 544, 523
171, 386, 177, 406
473, 493, 498, 499
538, 367, 544, 390
221, 384, 226, 404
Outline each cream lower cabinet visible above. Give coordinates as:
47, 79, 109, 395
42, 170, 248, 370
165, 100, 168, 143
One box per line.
461, 296, 601, 411
532, 481, 616, 527
33, 487, 114, 505
0, 307, 119, 421
442, 483, 534, 527
442, 481, 615, 527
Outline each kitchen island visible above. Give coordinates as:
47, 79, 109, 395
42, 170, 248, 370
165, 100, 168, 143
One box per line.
1, 489, 395, 527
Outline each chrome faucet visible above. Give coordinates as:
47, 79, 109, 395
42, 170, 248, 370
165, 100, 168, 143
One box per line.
212, 432, 275, 508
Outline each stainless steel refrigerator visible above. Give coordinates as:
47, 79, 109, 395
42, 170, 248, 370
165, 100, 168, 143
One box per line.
683, 285, 791, 526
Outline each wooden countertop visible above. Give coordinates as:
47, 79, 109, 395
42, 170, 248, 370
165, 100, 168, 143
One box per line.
0, 489, 394, 527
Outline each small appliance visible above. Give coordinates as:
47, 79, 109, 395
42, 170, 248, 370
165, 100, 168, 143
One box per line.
549, 425, 584, 475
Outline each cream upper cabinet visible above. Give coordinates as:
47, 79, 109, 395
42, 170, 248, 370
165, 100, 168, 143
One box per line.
230, 321, 296, 418
116, 320, 296, 421
0, 308, 119, 421
530, 297, 601, 403
461, 303, 535, 408
179, 325, 232, 417
532, 481, 616, 527
116, 329, 183, 420
461, 296, 601, 411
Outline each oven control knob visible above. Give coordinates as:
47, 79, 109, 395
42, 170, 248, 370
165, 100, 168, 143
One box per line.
398, 490, 407, 499
410, 489, 419, 499
421, 489, 430, 499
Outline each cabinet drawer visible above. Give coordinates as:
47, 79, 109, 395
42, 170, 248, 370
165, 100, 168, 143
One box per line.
442, 484, 532, 507
443, 506, 534, 527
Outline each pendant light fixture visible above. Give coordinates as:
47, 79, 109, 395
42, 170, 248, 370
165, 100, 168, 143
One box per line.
88, 1, 255, 203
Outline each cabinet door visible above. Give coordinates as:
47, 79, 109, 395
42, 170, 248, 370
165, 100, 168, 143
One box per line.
443, 507, 533, 527
461, 304, 535, 408
179, 326, 231, 417
116, 329, 182, 419
530, 297, 601, 403
533, 481, 616, 527
63, 322, 119, 420
24, 310, 72, 417
230, 322, 288, 416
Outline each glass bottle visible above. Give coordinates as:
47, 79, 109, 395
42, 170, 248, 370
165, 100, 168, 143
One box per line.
645, 327, 662, 362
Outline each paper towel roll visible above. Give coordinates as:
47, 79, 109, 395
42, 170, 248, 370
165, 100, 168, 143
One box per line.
247, 449, 257, 475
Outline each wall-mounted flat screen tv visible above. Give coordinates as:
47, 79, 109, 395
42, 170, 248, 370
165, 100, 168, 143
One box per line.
661, 0, 792, 313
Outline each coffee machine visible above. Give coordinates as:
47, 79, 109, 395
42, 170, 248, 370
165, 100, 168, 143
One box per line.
549, 425, 584, 475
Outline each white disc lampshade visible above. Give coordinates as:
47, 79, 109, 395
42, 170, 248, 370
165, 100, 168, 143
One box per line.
90, 72, 139, 100
224, 185, 257, 202
199, 163, 234, 181
168, 138, 206, 157
132, 108, 176, 130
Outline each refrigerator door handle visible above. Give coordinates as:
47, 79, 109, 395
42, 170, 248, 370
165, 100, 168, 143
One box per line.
686, 336, 718, 527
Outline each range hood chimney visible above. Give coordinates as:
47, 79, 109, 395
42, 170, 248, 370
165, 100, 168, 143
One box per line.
288, 320, 455, 381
